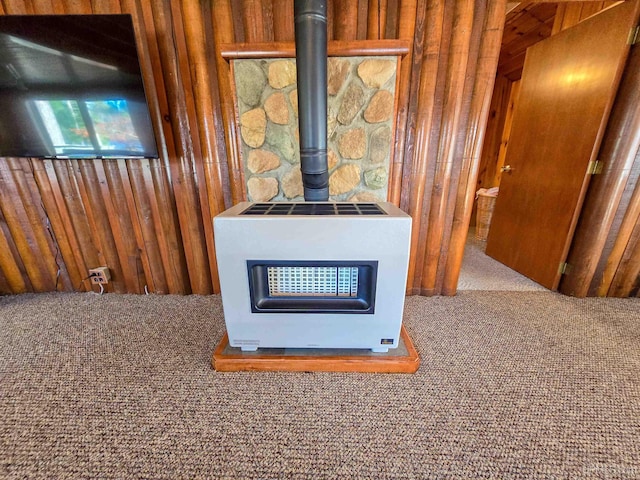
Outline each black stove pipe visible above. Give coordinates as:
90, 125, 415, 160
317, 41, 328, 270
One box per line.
294, 0, 329, 201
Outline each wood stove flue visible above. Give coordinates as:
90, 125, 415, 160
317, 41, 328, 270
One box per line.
294, 0, 329, 201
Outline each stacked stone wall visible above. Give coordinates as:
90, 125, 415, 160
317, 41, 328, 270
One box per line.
233, 56, 397, 202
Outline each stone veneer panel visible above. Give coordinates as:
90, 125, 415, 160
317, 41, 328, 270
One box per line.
233, 56, 397, 202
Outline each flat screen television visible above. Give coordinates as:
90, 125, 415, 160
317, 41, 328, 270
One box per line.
0, 14, 159, 159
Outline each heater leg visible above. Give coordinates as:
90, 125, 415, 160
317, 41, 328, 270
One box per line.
240, 346, 259, 352
371, 347, 389, 353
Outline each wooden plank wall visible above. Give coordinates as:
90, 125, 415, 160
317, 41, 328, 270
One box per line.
548, 0, 640, 298
477, 75, 512, 192
560, 14, 640, 298
0, 0, 226, 295
399, 0, 507, 296
5, 0, 639, 298
473, 74, 512, 226
498, 2, 558, 81
552, 1, 620, 34
0, 0, 504, 297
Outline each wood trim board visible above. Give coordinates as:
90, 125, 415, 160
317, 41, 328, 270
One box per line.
220, 39, 410, 60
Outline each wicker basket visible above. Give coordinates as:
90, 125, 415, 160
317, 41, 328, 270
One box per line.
476, 193, 497, 241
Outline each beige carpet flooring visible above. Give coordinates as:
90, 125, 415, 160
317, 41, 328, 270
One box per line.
457, 228, 548, 291
1, 292, 639, 479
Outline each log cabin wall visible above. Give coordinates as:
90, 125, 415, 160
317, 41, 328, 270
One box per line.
0, 0, 506, 296
559, 2, 640, 298
0, 0, 227, 295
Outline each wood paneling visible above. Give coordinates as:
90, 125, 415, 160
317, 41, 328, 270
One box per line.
606, 167, 640, 297
0, 0, 202, 294
0, 159, 61, 292
441, 0, 508, 294
560, 41, 640, 297
367, 0, 388, 39
419, 0, 476, 296
212, 0, 245, 205
493, 80, 520, 187
400, 0, 447, 294
1, 0, 638, 298
273, 0, 294, 41
400, 0, 506, 295
552, 1, 620, 34
475, 74, 513, 211
389, 0, 418, 205
476, 77, 520, 209
498, 2, 557, 81
333, 0, 359, 40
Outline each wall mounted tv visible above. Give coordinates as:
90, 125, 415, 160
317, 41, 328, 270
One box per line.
0, 14, 159, 159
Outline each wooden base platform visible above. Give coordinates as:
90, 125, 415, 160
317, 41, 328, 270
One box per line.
212, 326, 420, 373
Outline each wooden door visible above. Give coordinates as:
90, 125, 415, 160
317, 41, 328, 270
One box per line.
485, 1, 640, 290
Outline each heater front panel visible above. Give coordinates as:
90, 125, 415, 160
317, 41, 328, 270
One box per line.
247, 260, 377, 314
213, 202, 412, 350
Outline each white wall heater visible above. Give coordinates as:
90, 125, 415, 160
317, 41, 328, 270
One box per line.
214, 201, 411, 352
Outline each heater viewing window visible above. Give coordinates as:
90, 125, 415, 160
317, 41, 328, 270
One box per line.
248, 261, 377, 314
267, 266, 359, 297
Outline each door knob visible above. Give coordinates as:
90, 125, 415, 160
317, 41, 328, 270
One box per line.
501, 165, 513, 173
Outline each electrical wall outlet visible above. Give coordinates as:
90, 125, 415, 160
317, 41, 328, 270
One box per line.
89, 266, 111, 284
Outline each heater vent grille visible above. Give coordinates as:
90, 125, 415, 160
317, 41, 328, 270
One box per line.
267, 266, 358, 297
241, 203, 386, 216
